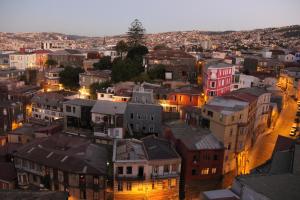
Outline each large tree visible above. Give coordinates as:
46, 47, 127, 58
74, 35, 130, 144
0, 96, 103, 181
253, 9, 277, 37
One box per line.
45, 59, 57, 68
126, 45, 148, 64
59, 66, 84, 90
93, 56, 112, 70
127, 19, 145, 47
115, 40, 128, 59
111, 58, 143, 83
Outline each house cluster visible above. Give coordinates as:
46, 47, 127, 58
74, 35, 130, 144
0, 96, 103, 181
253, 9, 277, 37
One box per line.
0, 40, 299, 200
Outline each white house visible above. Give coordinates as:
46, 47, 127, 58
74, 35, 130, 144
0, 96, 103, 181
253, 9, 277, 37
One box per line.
9, 53, 36, 70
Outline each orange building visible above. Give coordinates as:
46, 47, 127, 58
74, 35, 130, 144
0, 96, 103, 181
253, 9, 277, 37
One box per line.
34, 50, 52, 70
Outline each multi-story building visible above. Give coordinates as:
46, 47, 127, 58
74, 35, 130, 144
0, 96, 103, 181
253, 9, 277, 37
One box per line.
113, 135, 181, 200
202, 97, 249, 173
97, 86, 132, 103
231, 73, 260, 91
9, 53, 37, 70
79, 70, 111, 99
44, 67, 64, 92
91, 100, 127, 139
63, 98, 96, 135
164, 120, 224, 200
0, 68, 25, 81
34, 49, 52, 69
125, 86, 162, 135
144, 49, 196, 82
13, 133, 111, 200
48, 49, 85, 67
203, 61, 235, 99
31, 91, 75, 123
0, 100, 24, 134
279, 67, 300, 98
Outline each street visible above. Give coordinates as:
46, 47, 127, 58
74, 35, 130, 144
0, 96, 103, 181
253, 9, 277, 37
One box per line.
247, 95, 297, 171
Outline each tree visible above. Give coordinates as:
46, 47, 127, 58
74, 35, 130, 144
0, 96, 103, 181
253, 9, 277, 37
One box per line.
59, 66, 84, 91
111, 58, 143, 83
148, 64, 166, 80
93, 56, 112, 70
89, 81, 111, 99
126, 45, 148, 64
45, 59, 57, 68
127, 19, 145, 47
115, 40, 128, 58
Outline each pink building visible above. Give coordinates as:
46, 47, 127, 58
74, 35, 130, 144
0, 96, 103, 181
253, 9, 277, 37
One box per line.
203, 62, 235, 98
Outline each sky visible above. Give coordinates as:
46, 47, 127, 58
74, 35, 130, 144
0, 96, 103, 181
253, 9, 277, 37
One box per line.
0, 0, 299, 36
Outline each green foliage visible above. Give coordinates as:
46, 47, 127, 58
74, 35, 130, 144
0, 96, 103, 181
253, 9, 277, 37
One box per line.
45, 59, 57, 67
126, 45, 148, 64
127, 19, 145, 47
131, 72, 151, 83
89, 81, 111, 100
115, 40, 128, 58
59, 66, 84, 90
93, 56, 112, 70
111, 58, 143, 83
148, 64, 166, 80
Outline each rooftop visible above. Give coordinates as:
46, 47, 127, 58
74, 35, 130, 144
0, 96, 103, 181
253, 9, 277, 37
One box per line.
32, 91, 75, 106
115, 139, 147, 161
63, 98, 96, 107
14, 133, 111, 175
91, 100, 127, 115
202, 189, 240, 200
165, 120, 223, 150
205, 97, 248, 115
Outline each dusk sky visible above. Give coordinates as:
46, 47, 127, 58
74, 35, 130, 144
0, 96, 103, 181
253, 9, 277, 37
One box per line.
1, 0, 299, 36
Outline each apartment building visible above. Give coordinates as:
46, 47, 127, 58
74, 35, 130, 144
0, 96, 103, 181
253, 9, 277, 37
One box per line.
113, 135, 181, 200
31, 91, 75, 123
91, 100, 127, 139
125, 86, 162, 135
48, 49, 85, 67
203, 60, 235, 98
79, 70, 111, 99
9, 53, 37, 70
13, 134, 111, 200
202, 97, 249, 173
0, 100, 24, 134
164, 120, 224, 199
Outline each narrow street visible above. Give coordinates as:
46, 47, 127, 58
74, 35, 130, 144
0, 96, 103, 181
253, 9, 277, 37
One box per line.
247, 95, 297, 171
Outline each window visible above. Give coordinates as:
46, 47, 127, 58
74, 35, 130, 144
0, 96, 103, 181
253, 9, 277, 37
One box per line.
163, 165, 169, 173
117, 167, 123, 175
150, 115, 154, 120
190, 96, 192, 102
72, 107, 75, 113
162, 180, 168, 189
207, 111, 213, 117
130, 113, 134, 119
153, 166, 158, 174
211, 168, 217, 174
118, 181, 123, 191
228, 143, 231, 150
126, 182, 132, 191
210, 81, 216, 88
100, 94, 104, 97
170, 178, 176, 187
230, 128, 233, 136
93, 177, 99, 185
213, 154, 218, 160
93, 192, 99, 200
231, 116, 234, 121
66, 106, 71, 112
192, 169, 196, 175
201, 168, 209, 175
239, 114, 242, 119
126, 166, 132, 174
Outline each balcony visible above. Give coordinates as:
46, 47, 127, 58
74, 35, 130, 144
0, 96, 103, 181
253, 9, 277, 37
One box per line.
151, 172, 179, 179
115, 173, 145, 181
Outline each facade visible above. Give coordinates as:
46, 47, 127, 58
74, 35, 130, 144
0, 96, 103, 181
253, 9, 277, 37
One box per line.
63, 98, 96, 134
91, 100, 127, 139
79, 70, 111, 99
0, 100, 24, 134
48, 49, 85, 67
0, 162, 17, 189
0, 68, 25, 81
13, 134, 111, 200
144, 49, 196, 82
44, 67, 64, 92
125, 86, 163, 135
279, 67, 300, 98
31, 91, 74, 122
113, 135, 181, 200
202, 97, 249, 173
164, 121, 224, 199
231, 74, 260, 91
9, 53, 37, 70
97, 87, 132, 103
83, 59, 100, 71
203, 61, 235, 98
34, 50, 52, 69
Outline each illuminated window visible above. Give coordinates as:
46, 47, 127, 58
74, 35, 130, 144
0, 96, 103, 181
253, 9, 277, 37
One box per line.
153, 166, 159, 174
170, 178, 176, 187
138, 182, 143, 191
201, 168, 209, 175
162, 180, 168, 189
211, 168, 217, 174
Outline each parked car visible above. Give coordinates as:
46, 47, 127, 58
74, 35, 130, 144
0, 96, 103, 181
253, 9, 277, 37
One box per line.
290, 127, 297, 136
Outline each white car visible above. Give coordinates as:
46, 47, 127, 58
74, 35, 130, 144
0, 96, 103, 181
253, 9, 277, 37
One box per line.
290, 127, 297, 136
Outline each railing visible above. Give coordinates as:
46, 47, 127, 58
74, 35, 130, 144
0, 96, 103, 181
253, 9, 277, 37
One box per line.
115, 173, 145, 181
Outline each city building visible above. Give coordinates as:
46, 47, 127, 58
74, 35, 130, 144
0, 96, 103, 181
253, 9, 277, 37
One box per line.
203, 61, 235, 98
91, 100, 127, 139
63, 98, 96, 135
125, 86, 163, 135
31, 91, 75, 123
144, 49, 196, 82
231, 73, 260, 91
79, 70, 111, 99
0, 162, 17, 189
9, 53, 37, 70
13, 133, 112, 200
113, 135, 181, 200
44, 67, 64, 92
0, 67, 25, 81
164, 120, 224, 199
202, 97, 249, 173
48, 49, 85, 67
0, 100, 24, 134
34, 49, 52, 69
